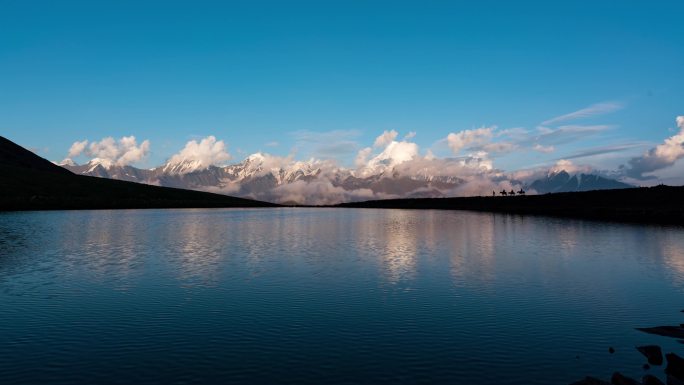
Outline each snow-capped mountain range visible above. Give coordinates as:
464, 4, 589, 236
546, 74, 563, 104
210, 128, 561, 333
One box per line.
528, 170, 632, 194
59, 154, 632, 204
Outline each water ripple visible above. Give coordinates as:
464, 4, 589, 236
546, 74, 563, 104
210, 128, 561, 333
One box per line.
0, 208, 683, 384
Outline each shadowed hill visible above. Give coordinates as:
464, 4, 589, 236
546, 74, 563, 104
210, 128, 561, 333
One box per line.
0, 136, 278, 211
337, 186, 684, 225
0, 136, 74, 175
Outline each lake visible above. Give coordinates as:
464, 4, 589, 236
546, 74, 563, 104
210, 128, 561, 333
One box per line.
1, 208, 683, 384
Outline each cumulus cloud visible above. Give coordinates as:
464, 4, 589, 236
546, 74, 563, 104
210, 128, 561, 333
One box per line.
65, 136, 151, 166
541, 101, 623, 126
373, 130, 399, 148
67, 140, 89, 158
623, 116, 684, 180
116, 136, 151, 166
167, 136, 231, 171
355, 147, 373, 168
446, 126, 494, 154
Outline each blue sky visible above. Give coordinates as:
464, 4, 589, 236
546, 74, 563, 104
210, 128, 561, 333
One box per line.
1, 1, 683, 181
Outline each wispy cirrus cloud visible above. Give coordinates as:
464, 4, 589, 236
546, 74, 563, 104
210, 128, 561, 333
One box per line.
533, 144, 555, 153
559, 142, 649, 161
541, 101, 624, 126
535, 124, 613, 145
290, 129, 362, 159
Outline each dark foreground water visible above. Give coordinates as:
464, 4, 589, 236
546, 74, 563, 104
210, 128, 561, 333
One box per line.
1, 208, 683, 385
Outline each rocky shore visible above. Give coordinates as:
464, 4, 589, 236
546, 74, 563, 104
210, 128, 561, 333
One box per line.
569, 314, 684, 385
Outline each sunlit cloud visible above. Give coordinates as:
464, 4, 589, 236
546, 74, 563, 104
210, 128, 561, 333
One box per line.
165, 136, 231, 173
373, 129, 399, 148
65, 136, 151, 166
67, 139, 89, 158
446, 126, 495, 155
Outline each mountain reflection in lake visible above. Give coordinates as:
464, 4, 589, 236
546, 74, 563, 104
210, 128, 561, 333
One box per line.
0, 208, 683, 385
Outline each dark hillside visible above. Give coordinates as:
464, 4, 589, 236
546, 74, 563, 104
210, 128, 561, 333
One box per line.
337, 186, 684, 225
0, 136, 277, 211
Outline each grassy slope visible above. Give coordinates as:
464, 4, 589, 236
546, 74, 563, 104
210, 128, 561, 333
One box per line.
337, 185, 684, 225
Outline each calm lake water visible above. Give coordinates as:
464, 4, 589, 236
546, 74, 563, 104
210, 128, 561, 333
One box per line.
1, 208, 683, 385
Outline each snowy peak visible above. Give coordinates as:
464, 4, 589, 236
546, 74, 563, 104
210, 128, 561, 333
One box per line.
221, 154, 323, 184
86, 158, 114, 171
58, 158, 76, 167
162, 158, 207, 175
529, 170, 632, 194
362, 141, 419, 177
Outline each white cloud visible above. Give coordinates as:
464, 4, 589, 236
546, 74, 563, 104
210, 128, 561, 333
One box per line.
67, 140, 88, 158
117, 136, 151, 166
541, 101, 623, 126
355, 147, 373, 168
270, 180, 379, 206
533, 144, 555, 153
446, 126, 494, 154
373, 130, 399, 148
74, 136, 151, 166
167, 136, 231, 171
404, 131, 416, 140
624, 116, 684, 179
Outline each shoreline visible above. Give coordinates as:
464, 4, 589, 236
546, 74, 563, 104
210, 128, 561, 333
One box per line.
334, 185, 684, 226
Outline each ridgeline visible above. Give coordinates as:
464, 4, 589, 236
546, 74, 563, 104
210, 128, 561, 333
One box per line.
336, 186, 684, 225
0, 136, 278, 211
